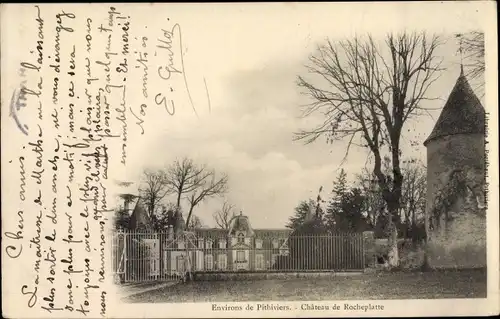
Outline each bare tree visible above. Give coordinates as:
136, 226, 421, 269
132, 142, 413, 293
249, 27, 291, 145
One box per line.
163, 157, 230, 229
165, 157, 208, 210
456, 31, 485, 95
458, 32, 484, 79
358, 158, 426, 239
213, 201, 236, 229
139, 169, 170, 219
296, 32, 443, 266
400, 159, 427, 238
357, 169, 385, 229
186, 170, 228, 227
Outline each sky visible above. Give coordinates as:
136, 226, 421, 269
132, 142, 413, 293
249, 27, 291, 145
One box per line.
114, 2, 488, 229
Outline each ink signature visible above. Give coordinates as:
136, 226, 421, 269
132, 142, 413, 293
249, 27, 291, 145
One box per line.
156, 24, 183, 80
155, 23, 212, 117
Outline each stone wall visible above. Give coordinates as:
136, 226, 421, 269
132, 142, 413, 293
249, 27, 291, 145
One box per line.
363, 231, 376, 267
426, 208, 486, 268
363, 232, 426, 270
425, 133, 486, 268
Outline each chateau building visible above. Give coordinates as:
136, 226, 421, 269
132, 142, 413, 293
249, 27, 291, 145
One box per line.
125, 198, 291, 273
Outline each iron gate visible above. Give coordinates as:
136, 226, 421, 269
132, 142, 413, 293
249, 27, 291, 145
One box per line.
112, 230, 365, 283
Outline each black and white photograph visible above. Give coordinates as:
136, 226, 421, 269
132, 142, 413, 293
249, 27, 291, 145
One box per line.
112, 21, 489, 304
1, 2, 498, 318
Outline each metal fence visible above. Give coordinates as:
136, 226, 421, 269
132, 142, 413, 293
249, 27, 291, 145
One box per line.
111, 230, 365, 283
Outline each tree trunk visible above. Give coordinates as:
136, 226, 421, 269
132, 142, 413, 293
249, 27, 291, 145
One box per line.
387, 207, 400, 267
176, 192, 182, 211
186, 205, 194, 229
387, 221, 399, 267
371, 144, 402, 268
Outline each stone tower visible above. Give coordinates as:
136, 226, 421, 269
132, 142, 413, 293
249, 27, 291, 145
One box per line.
424, 70, 486, 268
128, 198, 152, 230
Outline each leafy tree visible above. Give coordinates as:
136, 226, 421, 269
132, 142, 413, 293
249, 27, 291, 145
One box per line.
326, 187, 370, 233
333, 169, 348, 198
149, 202, 178, 231
325, 169, 349, 230
283, 188, 329, 270
114, 208, 131, 230
114, 193, 137, 230
287, 199, 325, 230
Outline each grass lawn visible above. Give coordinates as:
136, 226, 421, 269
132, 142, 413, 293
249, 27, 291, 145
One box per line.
123, 269, 486, 303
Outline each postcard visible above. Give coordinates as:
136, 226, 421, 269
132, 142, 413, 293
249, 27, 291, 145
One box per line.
1, 2, 498, 318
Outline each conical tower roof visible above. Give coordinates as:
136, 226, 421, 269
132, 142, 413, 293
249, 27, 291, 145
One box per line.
174, 210, 185, 233
128, 198, 152, 230
424, 71, 485, 146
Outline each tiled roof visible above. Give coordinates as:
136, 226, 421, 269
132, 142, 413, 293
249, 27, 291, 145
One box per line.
254, 229, 293, 238
424, 72, 485, 146
190, 228, 292, 239
128, 198, 151, 229
194, 228, 227, 239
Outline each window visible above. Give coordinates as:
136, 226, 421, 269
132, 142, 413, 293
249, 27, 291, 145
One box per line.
218, 254, 227, 270
279, 239, 289, 255
197, 239, 204, 249
206, 239, 213, 249
272, 239, 279, 249
219, 240, 226, 249
237, 250, 245, 262
255, 254, 264, 270
255, 239, 263, 249
205, 255, 213, 270
237, 233, 245, 244
271, 254, 278, 265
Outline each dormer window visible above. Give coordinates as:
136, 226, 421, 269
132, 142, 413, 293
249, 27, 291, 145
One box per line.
206, 239, 213, 249
219, 240, 226, 249
237, 233, 245, 244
